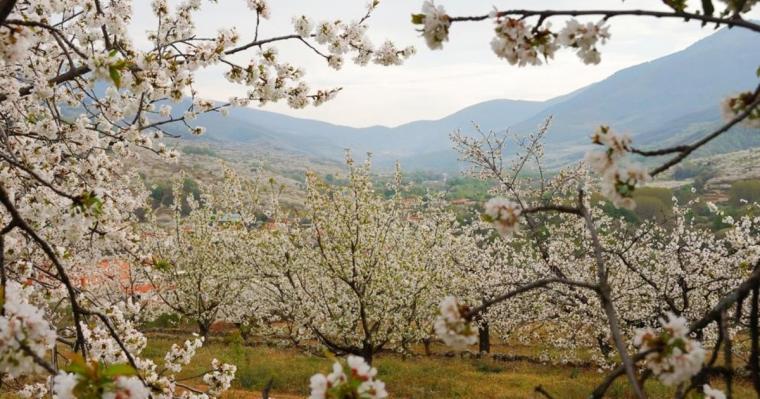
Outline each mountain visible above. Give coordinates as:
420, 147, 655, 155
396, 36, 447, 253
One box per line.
188, 98, 545, 159
513, 26, 759, 153
183, 26, 760, 171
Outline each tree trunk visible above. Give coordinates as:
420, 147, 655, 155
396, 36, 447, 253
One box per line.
423, 337, 432, 356
362, 341, 374, 365
0, 0, 17, 26
198, 320, 211, 340
596, 333, 612, 358
478, 321, 491, 353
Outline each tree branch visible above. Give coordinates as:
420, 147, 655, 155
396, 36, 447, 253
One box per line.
464, 277, 598, 319
449, 9, 760, 34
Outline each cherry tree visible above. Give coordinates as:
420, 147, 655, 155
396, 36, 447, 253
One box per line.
141, 168, 263, 339
247, 155, 465, 364
416, 1, 760, 398
0, 0, 412, 396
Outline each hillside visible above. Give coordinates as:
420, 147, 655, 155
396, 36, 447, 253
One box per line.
174, 26, 760, 171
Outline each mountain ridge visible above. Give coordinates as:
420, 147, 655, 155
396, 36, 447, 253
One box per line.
181, 26, 760, 171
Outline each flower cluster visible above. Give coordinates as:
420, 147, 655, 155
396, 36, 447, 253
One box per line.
297, 16, 414, 70
53, 373, 80, 399
633, 313, 706, 386
203, 359, 237, 396
556, 20, 610, 65
293, 15, 314, 38
81, 305, 147, 365
721, 91, 760, 129
164, 336, 204, 373
52, 372, 149, 399
0, 24, 31, 62
309, 355, 387, 399
414, 3, 611, 65
491, 18, 557, 66
483, 198, 522, 236
18, 382, 48, 398
585, 125, 650, 209
247, 0, 271, 18
373, 41, 417, 66
434, 296, 477, 350
412, 1, 450, 50
0, 281, 57, 377
109, 376, 151, 399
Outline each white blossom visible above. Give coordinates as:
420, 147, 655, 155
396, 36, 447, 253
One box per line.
491, 18, 557, 66
309, 356, 386, 399
585, 125, 649, 209
0, 282, 57, 377
703, 384, 727, 399
18, 383, 48, 398
103, 376, 150, 399
203, 359, 237, 396
434, 296, 477, 350
557, 20, 610, 65
247, 0, 270, 18
484, 197, 521, 236
52, 373, 79, 399
416, 1, 450, 50
293, 15, 314, 37
634, 313, 706, 386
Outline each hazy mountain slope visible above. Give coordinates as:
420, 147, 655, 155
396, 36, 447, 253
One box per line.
513, 27, 760, 146
182, 26, 759, 170
205, 98, 546, 158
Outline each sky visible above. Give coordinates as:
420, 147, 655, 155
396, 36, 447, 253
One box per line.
132, 1, 760, 128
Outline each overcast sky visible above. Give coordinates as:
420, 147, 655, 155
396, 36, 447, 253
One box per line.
132, 1, 760, 128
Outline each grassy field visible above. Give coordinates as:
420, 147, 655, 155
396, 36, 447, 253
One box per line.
141, 336, 755, 399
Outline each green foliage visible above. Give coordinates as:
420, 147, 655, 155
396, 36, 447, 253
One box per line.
152, 258, 172, 272
472, 360, 504, 374
224, 330, 246, 347
182, 146, 218, 157
445, 177, 490, 202
633, 187, 673, 206
593, 192, 639, 223
236, 367, 258, 390
711, 214, 732, 231
634, 196, 670, 223
729, 179, 760, 206
74, 191, 104, 216
141, 313, 182, 329
672, 184, 697, 204
64, 355, 136, 399
672, 162, 717, 194
140, 338, 754, 399
148, 177, 201, 215
672, 162, 706, 180
149, 181, 172, 208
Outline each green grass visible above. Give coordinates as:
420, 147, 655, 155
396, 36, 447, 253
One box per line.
142, 336, 757, 399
